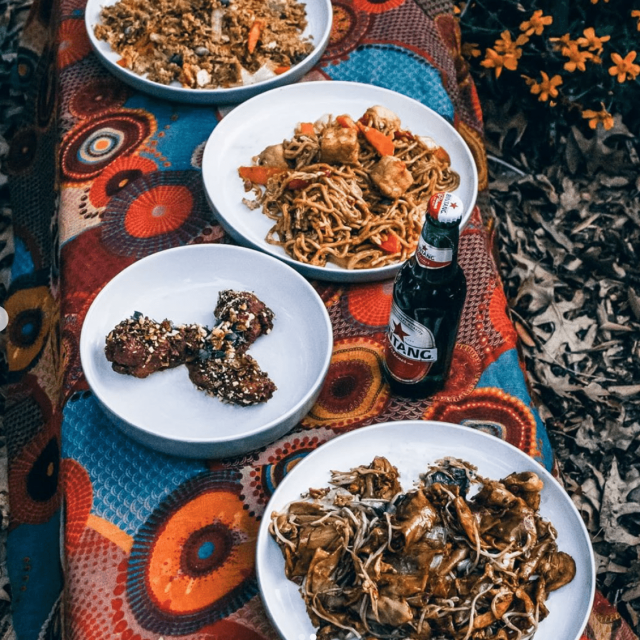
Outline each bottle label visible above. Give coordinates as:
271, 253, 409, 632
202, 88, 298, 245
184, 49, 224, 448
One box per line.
416, 235, 452, 269
385, 302, 438, 383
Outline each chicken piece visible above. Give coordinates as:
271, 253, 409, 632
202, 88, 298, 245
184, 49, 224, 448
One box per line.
214, 289, 275, 351
319, 124, 359, 165
374, 595, 413, 626
186, 351, 276, 405
258, 143, 289, 169
502, 471, 544, 511
362, 105, 402, 132
538, 550, 576, 591
370, 155, 413, 199
394, 489, 438, 547
105, 315, 207, 378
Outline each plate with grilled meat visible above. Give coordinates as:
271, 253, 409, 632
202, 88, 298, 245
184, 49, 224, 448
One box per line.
79, 244, 332, 458
256, 421, 595, 640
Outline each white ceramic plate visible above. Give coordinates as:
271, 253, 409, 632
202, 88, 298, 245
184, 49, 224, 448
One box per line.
202, 81, 479, 283
84, 0, 332, 104
79, 244, 333, 458
256, 421, 595, 640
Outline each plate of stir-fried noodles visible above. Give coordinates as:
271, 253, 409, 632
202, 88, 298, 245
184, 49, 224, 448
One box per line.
202, 82, 478, 282
256, 421, 595, 640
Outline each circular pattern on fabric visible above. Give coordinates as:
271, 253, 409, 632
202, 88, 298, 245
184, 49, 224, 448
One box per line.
239, 429, 335, 517
423, 387, 539, 456
60, 110, 155, 183
101, 170, 212, 258
191, 140, 206, 169
343, 280, 393, 329
89, 155, 158, 208
313, 282, 343, 308
5, 284, 56, 374
323, 1, 371, 62
15, 45, 40, 88
6, 127, 38, 175
126, 471, 258, 635
8, 414, 62, 526
430, 343, 482, 403
69, 77, 129, 118
61, 458, 93, 553
353, 0, 406, 13
302, 337, 389, 430
57, 18, 91, 69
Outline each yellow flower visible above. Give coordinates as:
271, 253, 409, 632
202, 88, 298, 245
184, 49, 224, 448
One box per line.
519, 10, 553, 36
562, 43, 594, 72
581, 103, 614, 130
461, 42, 482, 59
549, 33, 577, 52
480, 48, 506, 78
577, 27, 611, 53
494, 30, 529, 55
527, 71, 563, 102
632, 10, 640, 31
608, 51, 640, 82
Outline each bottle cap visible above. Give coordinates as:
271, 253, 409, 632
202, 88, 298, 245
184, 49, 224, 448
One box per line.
428, 192, 464, 225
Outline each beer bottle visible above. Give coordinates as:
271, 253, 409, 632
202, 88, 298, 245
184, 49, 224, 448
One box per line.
383, 191, 467, 398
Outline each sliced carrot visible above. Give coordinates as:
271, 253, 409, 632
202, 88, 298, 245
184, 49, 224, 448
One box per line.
238, 166, 284, 185
336, 114, 356, 129
357, 122, 395, 156
273, 65, 291, 75
298, 122, 316, 136
378, 231, 401, 254
434, 146, 451, 164
116, 58, 128, 67
247, 19, 265, 54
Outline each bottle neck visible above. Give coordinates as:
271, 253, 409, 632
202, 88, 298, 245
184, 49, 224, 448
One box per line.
411, 217, 460, 281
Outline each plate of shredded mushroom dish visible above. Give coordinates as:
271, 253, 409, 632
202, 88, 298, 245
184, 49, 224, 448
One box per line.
256, 421, 595, 640
79, 244, 332, 458
202, 81, 478, 282
85, 0, 332, 104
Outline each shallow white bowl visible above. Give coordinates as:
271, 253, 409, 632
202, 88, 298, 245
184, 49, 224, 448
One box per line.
202, 81, 479, 282
256, 421, 595, 640
79, 244, 333, 458
84, 0, 332, 104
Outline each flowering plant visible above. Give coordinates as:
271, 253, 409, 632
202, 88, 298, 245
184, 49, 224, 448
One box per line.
458, 0, 640, 141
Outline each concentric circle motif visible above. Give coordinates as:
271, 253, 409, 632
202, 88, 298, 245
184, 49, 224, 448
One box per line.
57, 18, 91, 69
88, 155, 158, 208
423, 387, 539, 457
126, 471, 259, 635
5, 284, 56, 374
69, 77, 129, 118
8, 414, 62, 526
313, 282, 344, 308
302, 337, 390, 431
322, 1, 371, 62
430, 343, 482, 403
15, 45, 40, 88
6, 127, 38, 175
343, 280, 393, 329
60, 110, 155, 182
101, 170, 212, 258
239, 428, 336, 517
61, 458, 93, 554
353, 0, 406, 14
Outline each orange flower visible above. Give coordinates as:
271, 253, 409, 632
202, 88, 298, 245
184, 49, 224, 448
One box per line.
562, 43, 594, 72
549, 33, 577, 52
480, 48, 506, 78
632, 10, 640, 31
461, 42, 482, 58
494, 30, 529, 55
608, 51, 640, 82
577, 27, 610, 53
581, 104, 614, 130
519, 10, 553, 36
527, 71, 563, 102
590, 0, 610, 4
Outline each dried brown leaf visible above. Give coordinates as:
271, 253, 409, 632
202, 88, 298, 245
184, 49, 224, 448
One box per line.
601, 458, 640, 546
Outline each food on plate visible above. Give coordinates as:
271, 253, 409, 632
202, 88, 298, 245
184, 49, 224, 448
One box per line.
105, 313, 207, 378
269, 456, 576, 640
93, 0, 314, 89
239, 105, 461, 269
104, 290, 276, 405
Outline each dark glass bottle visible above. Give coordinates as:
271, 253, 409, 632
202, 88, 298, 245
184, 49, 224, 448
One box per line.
383, 192, 467, 398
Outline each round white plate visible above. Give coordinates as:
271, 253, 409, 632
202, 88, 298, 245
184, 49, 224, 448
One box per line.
202, 81, 479, 283
256, 421, 595, 640
84, 0, 332, 104
79, 244, 333, 458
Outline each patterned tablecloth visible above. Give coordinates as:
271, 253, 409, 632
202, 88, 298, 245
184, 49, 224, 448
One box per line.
4, 0, 638, 638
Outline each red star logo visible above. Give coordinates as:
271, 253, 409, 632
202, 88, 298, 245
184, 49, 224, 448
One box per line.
392, 321, 409, 340
450, 201, 458, 209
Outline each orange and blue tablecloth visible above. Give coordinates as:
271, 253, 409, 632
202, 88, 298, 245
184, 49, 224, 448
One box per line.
4, 0, 637, 638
